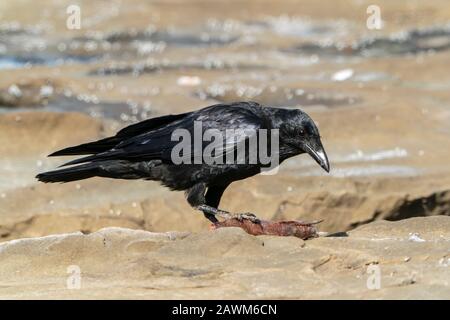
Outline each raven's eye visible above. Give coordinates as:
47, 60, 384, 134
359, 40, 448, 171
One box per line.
299, 129, 305, 135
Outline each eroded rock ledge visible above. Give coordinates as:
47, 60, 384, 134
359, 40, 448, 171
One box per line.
0, 216, 449, 299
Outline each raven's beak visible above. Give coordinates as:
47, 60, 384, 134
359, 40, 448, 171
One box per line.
305, 141, 330, 173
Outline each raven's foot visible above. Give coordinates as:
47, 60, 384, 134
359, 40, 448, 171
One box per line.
196, 205, 261, 223
196, 204, 234, 220
230, 212, 260, 223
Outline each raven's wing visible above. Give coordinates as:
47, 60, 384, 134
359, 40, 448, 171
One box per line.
50, 112, 190, 156
60, 103, 267, 166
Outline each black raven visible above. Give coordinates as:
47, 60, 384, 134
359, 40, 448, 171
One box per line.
36, 101, 329, 223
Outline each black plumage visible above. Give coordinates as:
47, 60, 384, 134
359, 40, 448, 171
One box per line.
37, 101, 329, 223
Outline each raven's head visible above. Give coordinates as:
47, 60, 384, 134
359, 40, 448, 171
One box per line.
278, 109, 330, 173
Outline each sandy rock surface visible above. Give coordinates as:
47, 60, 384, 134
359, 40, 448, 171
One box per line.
0, 216, 448, 299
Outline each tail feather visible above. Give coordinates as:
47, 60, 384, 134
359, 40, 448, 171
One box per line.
49, 137, 119, 157
58, 149, 125, 167
49, 112, 189, 157
36, 163, 99, 183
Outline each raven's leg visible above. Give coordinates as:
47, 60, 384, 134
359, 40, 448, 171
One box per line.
203, 185, 229, 223
186, 183, 228, 223
186, 183, 259, 223
204, 185, 260, 222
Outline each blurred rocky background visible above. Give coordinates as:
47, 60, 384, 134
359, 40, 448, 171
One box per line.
0, 0, 449, 299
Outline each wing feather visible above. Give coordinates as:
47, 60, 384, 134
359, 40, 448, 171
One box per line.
58, 102, 267, 166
